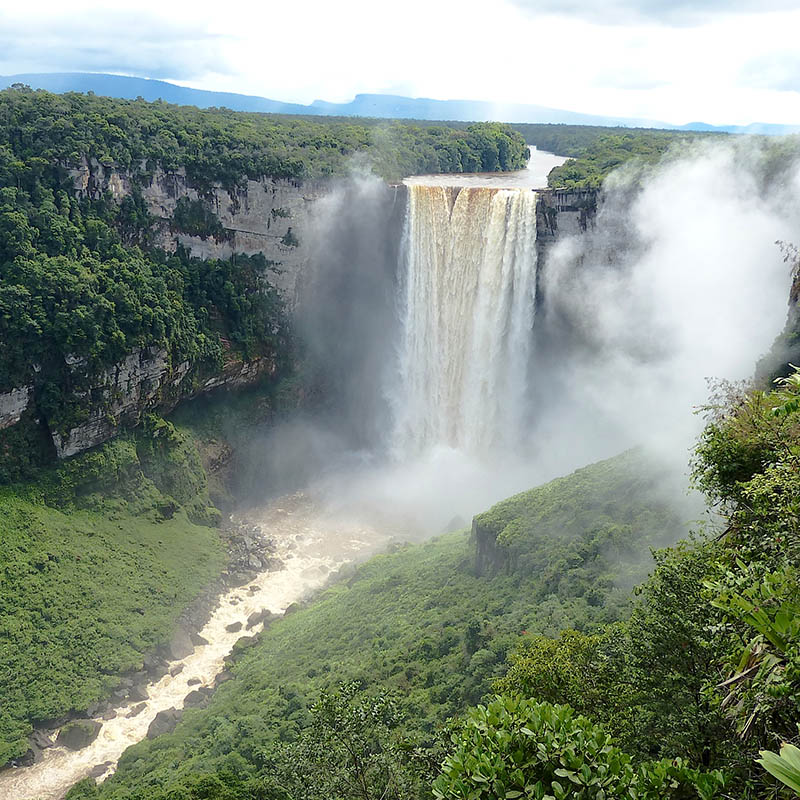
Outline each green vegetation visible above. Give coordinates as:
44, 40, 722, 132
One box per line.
510, 122, 713, 157
473, 448, 687, 578
0, 420, 225, 765
758, 743, 800, 795
434, 696, 726, 799
171, 197, 229, 241
66, 363, 800, 799
526, 123, 800, 191
543, 129, 719, 189
70, 450, 687, 800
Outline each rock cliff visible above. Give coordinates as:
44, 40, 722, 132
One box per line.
70, 158, 329, 305
1, 159, 322, 467
1, 165, 597, 469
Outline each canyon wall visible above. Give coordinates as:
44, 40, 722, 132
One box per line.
70, 158, 330, 305
1, 160, 327, 466
1, 166, 596, 468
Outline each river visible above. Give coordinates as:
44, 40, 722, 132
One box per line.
0, 494, 391, 800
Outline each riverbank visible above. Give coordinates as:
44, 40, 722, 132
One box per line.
0, 492, 391, 799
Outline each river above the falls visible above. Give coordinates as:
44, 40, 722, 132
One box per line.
403, 146, 567, 189
0, 494, 393, 800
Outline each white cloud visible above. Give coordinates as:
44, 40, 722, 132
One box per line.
508, 0, 800, 26
3, 0, 800, 126
0, 7, 231, 79
742, 51, 800, 92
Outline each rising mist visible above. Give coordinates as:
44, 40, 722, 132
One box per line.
240, 142, 800, 535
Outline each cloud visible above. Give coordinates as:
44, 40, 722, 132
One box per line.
591, 69, 669, 91
0, 9, 232, 80
508, 0, 799, 26
741, 51, 800, 93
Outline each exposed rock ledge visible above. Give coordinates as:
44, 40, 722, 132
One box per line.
69, 157, 329, 307
0, 386, 31, 430
52, 348, 276, 459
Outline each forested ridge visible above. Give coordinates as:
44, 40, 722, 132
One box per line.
0, 86, 529, 185
518, 122, 800, 189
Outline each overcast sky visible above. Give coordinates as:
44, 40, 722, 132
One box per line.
3, 0, 800, 125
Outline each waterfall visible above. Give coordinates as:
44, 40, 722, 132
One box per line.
391, 185, 539, 456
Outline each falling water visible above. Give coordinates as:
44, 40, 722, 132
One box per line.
391, 185, 539, 456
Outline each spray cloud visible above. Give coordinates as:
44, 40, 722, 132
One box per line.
247, 141, 800, 534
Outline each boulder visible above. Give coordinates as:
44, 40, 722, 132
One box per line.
246, 610, 266, 629
126, 703, 147, 719
225, 621, 242, 633
214, 670, 233, 687
232, 636, 256, 655
56, 720, 102, 750
190, 631, 209, 647
129, 685, 149, 703
89, 762, 113, 779
168, 628, 194, 660
143, 653, 161, 671
169, 663, 184, 677
146, 708, 182, 739
183, 690, 207, 708
30, 730, 53, 751
187, 677, 201, 686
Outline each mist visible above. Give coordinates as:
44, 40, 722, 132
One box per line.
528, 140, 800, 478
239, 141, 800, 536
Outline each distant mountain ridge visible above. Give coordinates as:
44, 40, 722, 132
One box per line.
2, 72, 799, 135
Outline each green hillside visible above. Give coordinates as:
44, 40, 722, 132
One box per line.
0, 421, 224, 765
69, 450, 688, 800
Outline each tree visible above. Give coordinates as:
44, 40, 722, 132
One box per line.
257, 681, 426, 800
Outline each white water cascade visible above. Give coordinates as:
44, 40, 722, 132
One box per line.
391, 184, 540, 456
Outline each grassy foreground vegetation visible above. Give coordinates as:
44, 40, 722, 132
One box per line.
0, 419, 225, 765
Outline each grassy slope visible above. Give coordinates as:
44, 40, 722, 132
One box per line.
476, 449, 689, 584
0, 426, 225, 765
83, 450, 690, 799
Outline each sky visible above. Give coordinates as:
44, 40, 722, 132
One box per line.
2, 0, 800, 126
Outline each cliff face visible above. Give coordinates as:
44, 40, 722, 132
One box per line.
0, 387, 31, 431
0, 170, 598, 470
70, 158, 329, 305
535, 188, 597, 253
1, 349, 278, 464
1, 161, 329, 469
472, 516, 511, 576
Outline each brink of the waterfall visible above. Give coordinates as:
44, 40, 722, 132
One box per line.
391, 184, 539, 457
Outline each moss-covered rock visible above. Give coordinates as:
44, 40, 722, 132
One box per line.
56, 720, 102, 751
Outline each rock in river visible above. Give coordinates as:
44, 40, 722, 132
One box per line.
56, 720, 102, 751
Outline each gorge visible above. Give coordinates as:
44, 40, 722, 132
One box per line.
2, 91, 800, 800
